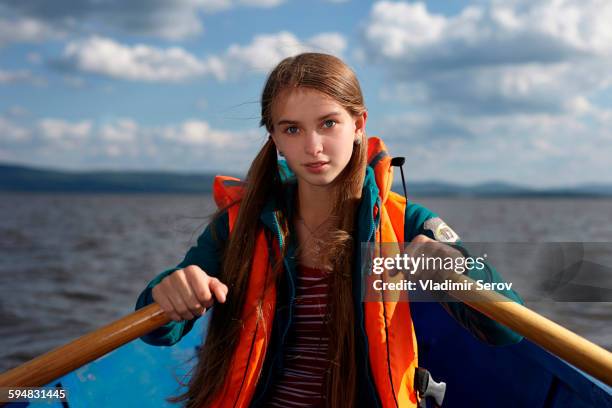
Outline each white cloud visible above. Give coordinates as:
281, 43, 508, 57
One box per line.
364, 1, 612, 65
99, 119, 139, 143
523, 0, 612, 55
306, 33, 348, 57
161, 120, 235, 147
378, 106, 612, 186
223, 31, 347, 77
225, 32, 308, 74
362, 1, 612, 116
4, 115, 264, 172
365, 2, 446, 58
0, 17, 63, 46
238, 0, 284, 7
182, 121, 230, 146
1, 0, 286, 43
0, 117, 31, 142
59, 31, 347, 82
189, 0, 286, 13
61, 36, 212, 82
38, 119, 93, 150
195, 0, 234, 13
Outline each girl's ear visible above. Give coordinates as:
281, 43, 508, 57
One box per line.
355, 111, 368, 137
270, 132, 278, 148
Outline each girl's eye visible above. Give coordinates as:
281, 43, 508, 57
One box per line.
285, 126, 299, 135
323, 119, 336, 128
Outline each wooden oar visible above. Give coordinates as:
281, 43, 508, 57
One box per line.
440, 271, 612, 386
0, 303, 170, 388
1, 280, 611, 388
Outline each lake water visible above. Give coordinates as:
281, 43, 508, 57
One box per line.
1, 193, 611, 372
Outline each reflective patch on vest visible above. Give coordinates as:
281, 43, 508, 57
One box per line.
423, 217, 460, 243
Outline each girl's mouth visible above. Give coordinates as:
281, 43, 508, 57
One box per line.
304, 161, 330, 173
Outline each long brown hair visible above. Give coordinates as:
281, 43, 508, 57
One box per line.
169, 52, 368, 408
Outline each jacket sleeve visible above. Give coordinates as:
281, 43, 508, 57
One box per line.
404, 202, 524, 346
134, 211, 230, 346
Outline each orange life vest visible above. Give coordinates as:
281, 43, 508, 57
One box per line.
208, 136, 418, 407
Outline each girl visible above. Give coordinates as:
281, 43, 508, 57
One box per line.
135, 53, 522, 408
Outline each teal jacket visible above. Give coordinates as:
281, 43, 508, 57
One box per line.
135, 165, 523, 407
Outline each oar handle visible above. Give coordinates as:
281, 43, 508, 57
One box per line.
0, 303, 170, 387
443, 272, 612, 386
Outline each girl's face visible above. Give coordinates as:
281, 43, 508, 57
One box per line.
270, 87, 366, 188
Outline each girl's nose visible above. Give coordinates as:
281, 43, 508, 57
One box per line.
304, 130, 323, 156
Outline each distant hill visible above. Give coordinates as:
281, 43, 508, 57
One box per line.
0, 163, 217, 193
398, 180, 612, 197
1, 163, 611, 197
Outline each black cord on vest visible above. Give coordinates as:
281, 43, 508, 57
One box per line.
390, 157, 408, 202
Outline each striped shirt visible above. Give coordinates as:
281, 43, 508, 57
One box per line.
264, 264, 331, 407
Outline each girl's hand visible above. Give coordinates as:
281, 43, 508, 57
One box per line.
401, 234, 463, 278
152, 265, 229, 322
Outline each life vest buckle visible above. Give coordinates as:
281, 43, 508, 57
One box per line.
414, 367, 446, 408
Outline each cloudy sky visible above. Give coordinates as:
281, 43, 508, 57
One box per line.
1, 0, 611, 187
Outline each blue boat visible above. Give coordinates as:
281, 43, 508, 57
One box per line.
5, 302, 612, 407
411, 302, 612, 407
